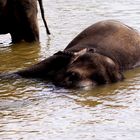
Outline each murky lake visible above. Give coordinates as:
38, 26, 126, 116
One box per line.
0, 0, 140, 139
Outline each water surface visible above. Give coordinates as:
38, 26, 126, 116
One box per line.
0, 0, 140, 140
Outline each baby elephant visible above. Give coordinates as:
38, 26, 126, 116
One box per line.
0, 0, 50, 43
12, 20, 140, 88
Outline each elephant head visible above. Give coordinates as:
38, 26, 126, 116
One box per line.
56, 48, 124, 88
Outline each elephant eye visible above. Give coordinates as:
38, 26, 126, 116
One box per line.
66, 71, 80, 81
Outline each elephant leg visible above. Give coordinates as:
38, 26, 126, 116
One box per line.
22, 17, 39, 42
20, 0, 39, 42
10, 17, 39, 43
10, 31, 23, 43
10, 0, 39, 43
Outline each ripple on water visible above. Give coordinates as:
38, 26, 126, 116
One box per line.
0, 0, 140, 140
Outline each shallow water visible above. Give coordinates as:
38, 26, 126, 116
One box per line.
0, 0, 140, 140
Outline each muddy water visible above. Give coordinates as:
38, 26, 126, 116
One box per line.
0, 0, 140, 140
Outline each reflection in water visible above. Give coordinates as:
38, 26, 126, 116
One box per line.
0, 42, 41, 72
0, 0, 140, 140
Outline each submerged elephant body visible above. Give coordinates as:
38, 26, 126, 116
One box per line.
10, 20, 140, 87
0, 0, 50, 43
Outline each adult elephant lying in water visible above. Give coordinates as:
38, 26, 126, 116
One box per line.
0, 0, 50, 43
3, 20, 140, 88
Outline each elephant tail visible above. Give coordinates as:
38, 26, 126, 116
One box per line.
38, 0, 51, 35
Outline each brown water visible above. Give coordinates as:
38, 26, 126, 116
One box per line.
0, 0, 140, 140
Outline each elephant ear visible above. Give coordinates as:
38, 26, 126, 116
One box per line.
69, 48, 88, 64
73, 48, 88, 56
107, 69, 124, 83
104, 57, 124, 83
92, 57, 124, 85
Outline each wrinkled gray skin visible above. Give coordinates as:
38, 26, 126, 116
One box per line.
6, 20, 140, 88
0, 0, 50, 43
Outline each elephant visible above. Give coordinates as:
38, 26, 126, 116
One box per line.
0, 0, 50, 43
3, 20, 140, 88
